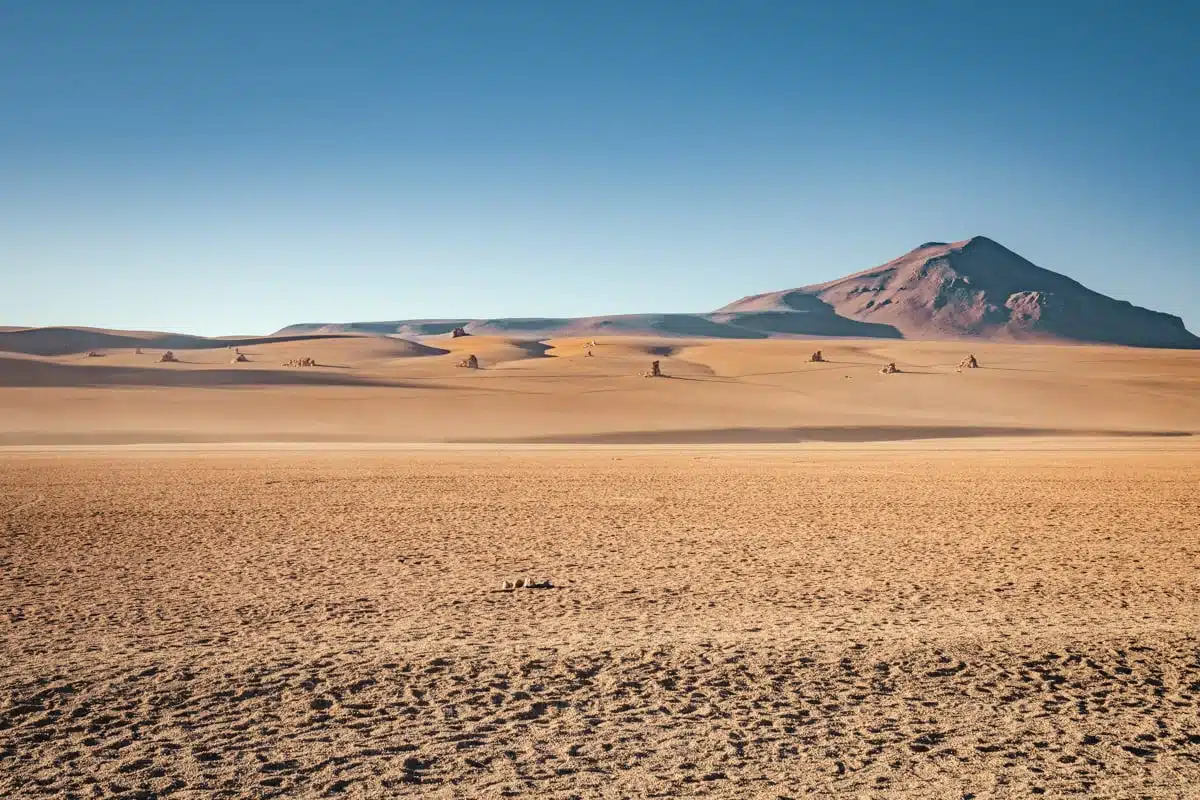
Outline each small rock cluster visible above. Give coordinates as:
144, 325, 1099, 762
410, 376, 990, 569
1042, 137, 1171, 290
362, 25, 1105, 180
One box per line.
283, 357, 317, 367
499, 577, 553, 590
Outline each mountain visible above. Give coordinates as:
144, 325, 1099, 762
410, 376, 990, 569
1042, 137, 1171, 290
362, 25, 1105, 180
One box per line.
719, 237, 1198, 347
277, 237, 1198, 348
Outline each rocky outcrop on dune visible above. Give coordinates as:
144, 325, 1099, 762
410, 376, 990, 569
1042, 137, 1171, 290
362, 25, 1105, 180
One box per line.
722, 237, 1198, 348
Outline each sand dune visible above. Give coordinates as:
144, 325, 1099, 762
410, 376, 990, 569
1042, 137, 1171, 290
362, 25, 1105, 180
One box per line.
0, 326, 407, 357
0, 355, 418, 389
0, 333, 447, 388
427, 335, 552, 368
278, 314, 773, 340
0, 335, 1197, 444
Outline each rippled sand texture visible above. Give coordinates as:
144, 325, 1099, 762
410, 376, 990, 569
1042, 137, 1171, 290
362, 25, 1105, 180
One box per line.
3, 444, 1199, 797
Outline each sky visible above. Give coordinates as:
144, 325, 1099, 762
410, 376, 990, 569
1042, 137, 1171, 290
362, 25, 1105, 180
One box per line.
1, 1, 1197, 336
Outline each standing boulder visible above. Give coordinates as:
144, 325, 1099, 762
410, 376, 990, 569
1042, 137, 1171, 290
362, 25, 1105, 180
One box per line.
958, 354, 979, 370
457, 354, 479, 369
159, 350, 178, 363
643, 360, 663, 377
810, 350, 825, 363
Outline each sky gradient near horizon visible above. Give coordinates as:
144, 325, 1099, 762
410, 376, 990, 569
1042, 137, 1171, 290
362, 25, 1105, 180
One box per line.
2, 1, 1197, 336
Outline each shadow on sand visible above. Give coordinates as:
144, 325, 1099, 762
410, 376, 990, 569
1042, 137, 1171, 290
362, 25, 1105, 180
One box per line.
466, 426, 1194, 445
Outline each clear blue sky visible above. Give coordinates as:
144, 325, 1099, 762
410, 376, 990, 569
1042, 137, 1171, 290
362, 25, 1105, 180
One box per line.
2, 1, 1196, 335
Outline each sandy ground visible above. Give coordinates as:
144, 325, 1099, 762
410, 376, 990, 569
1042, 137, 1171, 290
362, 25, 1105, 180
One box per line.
3, 441, 1199, 798
1, 337, 1197, 444
2, 336, 1198, 796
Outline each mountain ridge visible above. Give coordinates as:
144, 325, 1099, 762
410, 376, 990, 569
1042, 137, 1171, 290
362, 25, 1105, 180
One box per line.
274, 237, 1198, 348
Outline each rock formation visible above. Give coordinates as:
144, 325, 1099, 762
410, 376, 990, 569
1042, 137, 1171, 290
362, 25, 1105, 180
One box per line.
644, 360, 663, 377
500, 578, 553, 590
959, 354, 979, 370
451, 327, 469, 338
283, 357, 316, 367
810, 350, 825, 362
159, 351, 178, 363
457, 354, 479, 369
880, 362, 899, 374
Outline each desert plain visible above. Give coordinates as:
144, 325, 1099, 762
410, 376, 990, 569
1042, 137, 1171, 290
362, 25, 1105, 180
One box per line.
2, 333, 1200, 798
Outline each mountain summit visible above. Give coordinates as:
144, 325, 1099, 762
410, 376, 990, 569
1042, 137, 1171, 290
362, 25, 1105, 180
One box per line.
717, 237, 1199, 347
278, 237, 1198, 348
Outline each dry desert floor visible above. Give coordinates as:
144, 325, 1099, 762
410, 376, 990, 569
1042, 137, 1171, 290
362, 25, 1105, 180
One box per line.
2, 335, 1199, 797
2, 441, 1200, 798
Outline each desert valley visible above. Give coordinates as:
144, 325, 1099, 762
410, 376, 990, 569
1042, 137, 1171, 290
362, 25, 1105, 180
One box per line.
3, 238, 1199, 798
